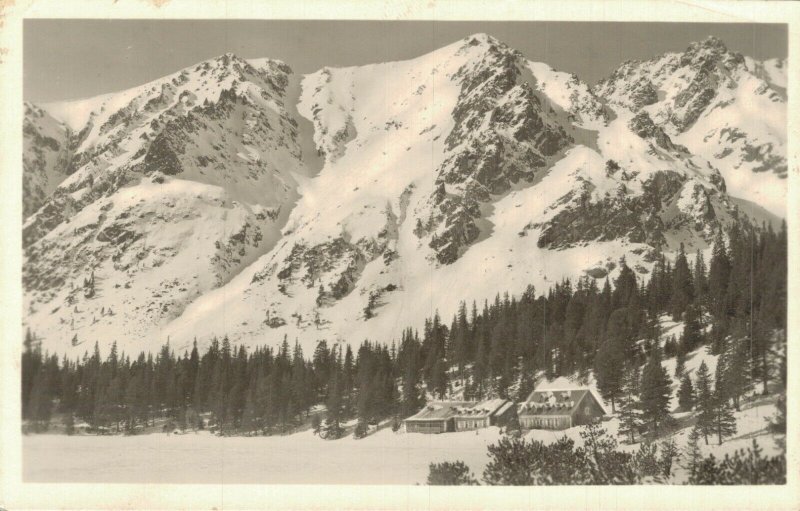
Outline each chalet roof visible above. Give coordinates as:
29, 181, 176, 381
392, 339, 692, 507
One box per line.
404, 401, 472, 422
405, 399, 512, 422
518, 389, 600, 417
453, 399, 509, 419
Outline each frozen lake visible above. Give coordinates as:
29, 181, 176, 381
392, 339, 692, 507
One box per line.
23, 427, 502, 484
22, 396, 780, 485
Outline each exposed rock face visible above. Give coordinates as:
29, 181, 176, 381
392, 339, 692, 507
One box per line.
428, 36, 574, 264
534, 170, 729, 250
22, 104, 75, 219
627, 111, 688, 154
593, 35, 787, 217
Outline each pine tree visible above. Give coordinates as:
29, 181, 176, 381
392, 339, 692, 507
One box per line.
682, 426, 703, 477
693, 249, 708, 306
639, 344, 673, 434
594, 338, 624, 413
323, 351, 344, 440
707, 231, 730, 320
472, 332, 489, 400
678, 373, 695, 411
680, 304, 702, 354
694, 361, 715, 445
431, 358, 448, 400
659, 438, 680, 478
612, 258, 639, 310
670, 243, 694, 320
674, 347, 686, 377
594, 306, 641, 412
399, 329, 424, 416
712, 384, 737, 445
618, 365, 643, 443
722, 337, 753, 411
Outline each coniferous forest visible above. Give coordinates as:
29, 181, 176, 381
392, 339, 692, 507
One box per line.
22, 223, 787, 450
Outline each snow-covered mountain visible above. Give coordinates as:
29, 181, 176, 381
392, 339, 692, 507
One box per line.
593, 36, 787, 217
23, 54, 319, 350
22, 34, 785, 355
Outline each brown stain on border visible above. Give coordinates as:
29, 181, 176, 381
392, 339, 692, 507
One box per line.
114, 0, 172, 7
0, 0, 13, 63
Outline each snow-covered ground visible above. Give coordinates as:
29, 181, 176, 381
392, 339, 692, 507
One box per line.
23, 393, 781, 485
23, 426, 502, 484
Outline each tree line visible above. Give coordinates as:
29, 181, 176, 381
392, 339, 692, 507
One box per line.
22, 222, 786, 439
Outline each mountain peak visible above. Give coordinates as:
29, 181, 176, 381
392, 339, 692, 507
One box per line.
207, 52, 248, 67
465, 32, 496, 43
686, 35, 729, 55
462, 33, 507, 50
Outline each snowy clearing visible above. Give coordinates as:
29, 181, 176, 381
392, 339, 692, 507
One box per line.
24, 427, 501, 485
24, 393, 781, 485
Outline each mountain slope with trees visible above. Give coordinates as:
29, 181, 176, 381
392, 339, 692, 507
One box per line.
23, 222, 786, 449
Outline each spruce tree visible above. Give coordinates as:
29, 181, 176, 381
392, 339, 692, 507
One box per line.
712, 384, 737, 445
618, 365, 643, 443
670, 243, 694, 320
612, 258, 639, 310
639, 344, 672, 434
674, 347, 686, 378
693, 249, 708, 306
677, 373, 695, 411
399, 329, 424, 416
723, 337, 753, 410
323, 353, 344, 440
694, 361, 715, 445
682, 426, 703, 477
594, 338, 624, 413
680, 304, 702, 354
713, 346, 729, 408
431, 358, 448, 400
707, 231, 730, 320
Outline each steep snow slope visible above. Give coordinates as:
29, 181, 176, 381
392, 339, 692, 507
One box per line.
23, 55, 316, 353
594, 37, 787, 217
160, 35, 773, 355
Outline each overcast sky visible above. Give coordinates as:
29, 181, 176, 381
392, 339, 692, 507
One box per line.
24, 20, 787, 103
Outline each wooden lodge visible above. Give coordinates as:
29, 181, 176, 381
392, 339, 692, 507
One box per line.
453, 399, 516, 431
404, 399, 515, 434
518, 388, 606, 430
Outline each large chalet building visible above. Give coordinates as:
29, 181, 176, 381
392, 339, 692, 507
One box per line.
518, 388, 606, 430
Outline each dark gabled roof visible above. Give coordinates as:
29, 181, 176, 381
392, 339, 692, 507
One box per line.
405, 399, 513, 422
404, 401, 472, 422
518, 388, 603, 417
453, 399, 510, 419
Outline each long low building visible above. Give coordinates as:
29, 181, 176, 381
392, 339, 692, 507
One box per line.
453, 399, 516, 431
404, 399, 515, 434
518, 388, 605, 430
